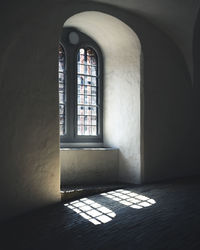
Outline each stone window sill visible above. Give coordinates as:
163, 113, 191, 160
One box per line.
60, 142, 117, 151
60, 147, 117, 151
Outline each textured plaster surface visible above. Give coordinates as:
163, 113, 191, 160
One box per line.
60, 149, 118, 185
0, 1, 62, 221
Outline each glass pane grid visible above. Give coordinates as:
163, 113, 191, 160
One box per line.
77, 47, 98, 136
77, 64, 96, 68
77, 75, 96, 86
58, 44, 66, 136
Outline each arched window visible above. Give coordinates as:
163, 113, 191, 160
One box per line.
59, 29, 103, 144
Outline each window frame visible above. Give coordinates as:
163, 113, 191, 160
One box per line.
59, 28, 103, 144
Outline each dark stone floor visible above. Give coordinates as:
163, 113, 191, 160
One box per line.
1, 177, 200, 250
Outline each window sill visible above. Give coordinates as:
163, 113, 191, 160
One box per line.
60, 147, 117, 151
60, 142, 117, 150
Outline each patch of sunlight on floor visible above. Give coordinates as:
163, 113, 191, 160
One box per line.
101, 189, 156, 209
64, 198, 116, 225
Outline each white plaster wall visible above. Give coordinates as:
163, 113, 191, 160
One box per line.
64, 12, 142, 184
61, 149, 118, 186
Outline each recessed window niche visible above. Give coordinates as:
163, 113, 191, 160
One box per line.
61, 11, 143, 186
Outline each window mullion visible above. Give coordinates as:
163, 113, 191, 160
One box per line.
67, 47, 76, 140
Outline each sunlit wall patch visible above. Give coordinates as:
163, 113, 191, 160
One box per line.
101, 189, 156, 209
64, 198, 116, 225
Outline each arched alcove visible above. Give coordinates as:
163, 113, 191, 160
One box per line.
63, 11, 143, 184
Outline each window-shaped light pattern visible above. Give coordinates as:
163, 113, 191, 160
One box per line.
58, 44, 66, 135
64, 198, 116, 225
77, 48, 98, 136
101, 189, 156, 209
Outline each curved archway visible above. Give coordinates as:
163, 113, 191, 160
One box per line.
63, 11, 143, 184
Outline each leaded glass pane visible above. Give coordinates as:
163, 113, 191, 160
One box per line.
91, 66, 96, 76
85, 95, 91, 105
78, 116, 84, 125
59, 83, 64, 91
78, 75, 84, 85
86, 66, 92, 75
77, 125, 84, 135
59, 115, 64, 124
86, 106, 92, 115
76, 47, 98, 136
59, 72, 64, 83
91, 77, 96, 86
87, 76, 92, 85
59, 60, 64, 72
92, 126, 96, 135
85, 86, 91, 95
77, 106, 85, 115
60, 125, 65, 135
92, 116, 96, 125
85, 126, 92, 135
78, 95, 84, 105
92, 96, 96, 105
59, 104, 65, 114
91, 87, 96, 95
78, 85, 84, 95
59, 92, 64, 104
91, 107, 96, 116
85, 116, 92, 125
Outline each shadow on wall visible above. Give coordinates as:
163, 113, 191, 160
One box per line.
192, 8, 200, 167
193, 8, 200, 88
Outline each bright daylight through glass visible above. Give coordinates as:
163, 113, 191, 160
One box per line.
77, 48, 98, 136
58, 44, 66, 136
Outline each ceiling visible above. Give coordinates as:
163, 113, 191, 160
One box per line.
92, 0, 200, 78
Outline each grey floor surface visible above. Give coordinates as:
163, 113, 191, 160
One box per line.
1, 177, 200, 250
